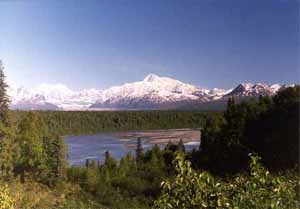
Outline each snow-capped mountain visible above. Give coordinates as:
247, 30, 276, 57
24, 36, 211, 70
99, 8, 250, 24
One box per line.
221, 83, 295, 101
91, 74, 210, 109
223, 83, 273, 99
8, 84, 102, 110
8, 74, 294, 110
270, 84, 282, 94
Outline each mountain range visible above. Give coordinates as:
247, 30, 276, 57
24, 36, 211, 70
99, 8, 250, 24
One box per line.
8, 74, 294, 111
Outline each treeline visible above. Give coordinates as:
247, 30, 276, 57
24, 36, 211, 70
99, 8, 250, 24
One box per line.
12, 110, 217, 136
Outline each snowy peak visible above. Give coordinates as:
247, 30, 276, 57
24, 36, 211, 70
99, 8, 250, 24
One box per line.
270, 84, 282, 93
143, 74, 161, 82
224, 82, 280, 99
91, 74, 209, 109
235, 83, 254, 92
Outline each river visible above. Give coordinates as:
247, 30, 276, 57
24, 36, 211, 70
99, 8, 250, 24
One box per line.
64, 129, 201, 166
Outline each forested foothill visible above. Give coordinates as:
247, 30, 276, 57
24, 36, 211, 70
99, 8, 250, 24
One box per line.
0, 62, 299, 208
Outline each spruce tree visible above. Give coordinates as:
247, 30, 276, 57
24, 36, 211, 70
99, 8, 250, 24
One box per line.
43, 134, 67, 185
0, 60, 15, 179
136, 137, 144, 164
0, 123, 15, 179
119, 153, 133, 177
16, 112, 47, 182
104, 150, 117, 173
178, 139, 185, 153
0, 61, 10, 125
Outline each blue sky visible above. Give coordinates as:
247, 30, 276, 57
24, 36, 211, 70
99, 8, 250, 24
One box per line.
0, 0, 298, 90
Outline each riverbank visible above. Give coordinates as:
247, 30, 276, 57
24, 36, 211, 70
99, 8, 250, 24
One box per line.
113, 128, 201, 145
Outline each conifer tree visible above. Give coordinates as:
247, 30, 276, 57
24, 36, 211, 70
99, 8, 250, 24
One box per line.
0, 61, 10, 125
104, 151, 117, 174
16, 112, 47, 182
119, 153, 133, 177
0, 123, 15, 179
0, 60, 15, 179
85, 161, 100, 194
149, 145, 165, 175
136, 137, 144, 164
43, 134, 67, 185
178, 139, 185, 153
223, 97, 245, 145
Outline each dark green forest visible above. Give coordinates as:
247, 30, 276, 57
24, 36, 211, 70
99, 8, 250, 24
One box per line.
0, 62, 299, 208
12, 110, 217, 136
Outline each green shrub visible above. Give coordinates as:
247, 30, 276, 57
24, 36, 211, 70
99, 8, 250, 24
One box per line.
155, 153, 300, 209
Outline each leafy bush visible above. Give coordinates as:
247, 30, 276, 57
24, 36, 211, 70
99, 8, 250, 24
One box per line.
155, 153, 300, 209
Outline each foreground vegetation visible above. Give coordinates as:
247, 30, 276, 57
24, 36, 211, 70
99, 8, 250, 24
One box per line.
0, 61, 299, 208
155, 153, 299, 209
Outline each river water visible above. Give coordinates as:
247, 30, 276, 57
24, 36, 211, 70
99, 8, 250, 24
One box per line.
64, 129, 201, 166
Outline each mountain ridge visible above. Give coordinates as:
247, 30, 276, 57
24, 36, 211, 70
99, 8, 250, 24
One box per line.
8, 74, 295, 110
